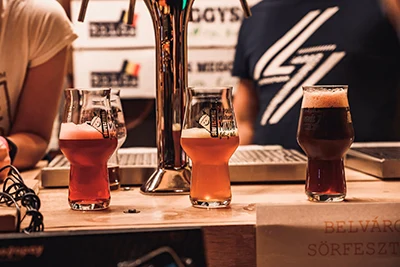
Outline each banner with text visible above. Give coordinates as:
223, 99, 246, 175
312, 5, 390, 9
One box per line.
70, 0, 261, 49
73, 48, 237, 98
257, 203, 400, 267
70, 0, 155, 48
73, 49, 155, 98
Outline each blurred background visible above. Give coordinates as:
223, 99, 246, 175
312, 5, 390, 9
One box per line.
49, 0, 261, 153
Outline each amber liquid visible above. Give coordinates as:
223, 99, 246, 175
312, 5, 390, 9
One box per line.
59, 138, 118, 209
181, 136, 239, 207
297, 107, 354, 201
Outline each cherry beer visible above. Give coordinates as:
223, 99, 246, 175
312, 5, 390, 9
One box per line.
59, 123, 117, 210
181, 128, 239, 207
297, 86, 354, 202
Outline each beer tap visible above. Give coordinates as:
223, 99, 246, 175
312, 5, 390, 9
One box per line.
77, 0, 89, 22
77, 0, 252, 194
127, 0, 136, 25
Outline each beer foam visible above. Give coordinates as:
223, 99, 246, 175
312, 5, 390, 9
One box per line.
172, 123, 181, 131
181, 128, 238, 138
59, 122, 104, 140
302, 89, 349, 108
181, 128, 212, 138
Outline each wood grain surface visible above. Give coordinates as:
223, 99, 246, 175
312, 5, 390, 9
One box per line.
6, 163, 399, 267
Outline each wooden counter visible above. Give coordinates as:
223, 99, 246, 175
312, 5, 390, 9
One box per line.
13, 165, 400, 266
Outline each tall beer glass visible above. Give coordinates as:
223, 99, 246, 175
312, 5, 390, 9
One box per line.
59, 88, 117, 210
297, 86, 354, 202
181, 87, 239, 208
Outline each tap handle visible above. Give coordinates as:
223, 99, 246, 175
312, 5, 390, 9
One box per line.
78, 0, 90, 22
127, 0, 136, 25
239, 0, 252, 18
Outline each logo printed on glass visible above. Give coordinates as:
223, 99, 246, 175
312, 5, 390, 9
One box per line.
210, 107, 218, 137
196, 107, 236, 138
87, 110, 111, 139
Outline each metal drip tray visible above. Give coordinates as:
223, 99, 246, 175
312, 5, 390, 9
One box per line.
345, 142, 400, 179
40, 145, 307, 188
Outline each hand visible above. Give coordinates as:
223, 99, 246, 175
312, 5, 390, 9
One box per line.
0, 141, 11, 181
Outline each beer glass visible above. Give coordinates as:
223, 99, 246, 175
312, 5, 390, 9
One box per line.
297, 85, 354, 202
108, 89, 127, 190
181, 87, 239, 208
59, 88, 117, 210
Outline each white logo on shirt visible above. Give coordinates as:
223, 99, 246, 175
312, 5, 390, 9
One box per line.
253, 7, 345, 125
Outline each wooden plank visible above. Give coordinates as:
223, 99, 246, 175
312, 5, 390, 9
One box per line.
203, 225, 256, 267
38, 180, 400, 231
36, 180, 400, 266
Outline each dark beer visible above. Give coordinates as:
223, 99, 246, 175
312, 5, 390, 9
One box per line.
297, 87, 354, 202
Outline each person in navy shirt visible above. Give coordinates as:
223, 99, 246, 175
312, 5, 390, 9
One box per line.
232, 0, 400, 150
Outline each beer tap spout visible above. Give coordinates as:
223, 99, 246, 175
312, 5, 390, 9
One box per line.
76, 0, 252, 195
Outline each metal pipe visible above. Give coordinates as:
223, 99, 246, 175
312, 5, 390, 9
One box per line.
77, 0, 252, 195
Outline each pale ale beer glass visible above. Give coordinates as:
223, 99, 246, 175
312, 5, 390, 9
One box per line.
108, 89, 127, 190
297, 86, 354, 202
181, 87, 239, 208
59, 88, 117, 210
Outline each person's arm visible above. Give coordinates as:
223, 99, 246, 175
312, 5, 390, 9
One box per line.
0, 138, 11, 180
8, 47, 69, 170
234, 78, 259, 145
381, 0, 400, 32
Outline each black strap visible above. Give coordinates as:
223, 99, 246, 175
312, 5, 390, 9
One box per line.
4, 137, 18, 163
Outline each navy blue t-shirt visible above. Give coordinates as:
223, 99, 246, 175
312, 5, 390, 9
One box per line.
232, 0, 400, 150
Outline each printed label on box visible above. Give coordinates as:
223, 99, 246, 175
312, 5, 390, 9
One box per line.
188, 48, 238, 88
73, 49, 156, 98
257, 203, 400, 267
71, 0, 261, 49
73, 48, 238, 99
188, 0, 260, 47
70, 0, 155, 48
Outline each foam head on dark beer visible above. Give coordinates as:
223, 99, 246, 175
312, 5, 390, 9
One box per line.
302, 87, 349, 108
60, 122, 104, 139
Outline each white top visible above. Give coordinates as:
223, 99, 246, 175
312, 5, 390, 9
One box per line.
0, 0, 77, 135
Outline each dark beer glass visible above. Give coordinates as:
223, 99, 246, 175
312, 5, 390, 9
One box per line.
297, 86, 354, 202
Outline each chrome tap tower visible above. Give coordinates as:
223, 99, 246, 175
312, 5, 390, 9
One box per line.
78, 0, 251, 194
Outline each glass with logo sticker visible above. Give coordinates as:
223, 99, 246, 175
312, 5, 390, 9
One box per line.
59, 88, 118, 210
181, 87, 240, 208
297, 85, 354, 202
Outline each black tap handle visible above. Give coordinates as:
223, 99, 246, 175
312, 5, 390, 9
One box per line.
239, 0, 252, 18
78, 0, 90, 22
127, 0, 136, 25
